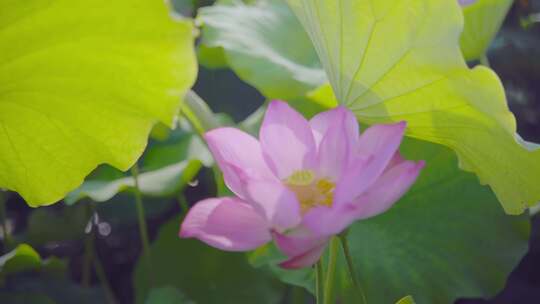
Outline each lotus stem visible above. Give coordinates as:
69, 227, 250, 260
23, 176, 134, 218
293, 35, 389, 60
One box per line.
323, 237, 339, 304
339, 232, 368, 304
131, 164, 154, 286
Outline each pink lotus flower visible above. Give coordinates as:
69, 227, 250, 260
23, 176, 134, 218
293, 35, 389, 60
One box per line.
180, 101, 424, 269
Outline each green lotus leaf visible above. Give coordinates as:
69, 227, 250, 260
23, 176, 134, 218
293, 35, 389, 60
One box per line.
287, 0, 540, 214
0, 244, 41, 277
460, 0, 513, 61
0, 0, 197, 206
198, 0, 326, 99
249, 138, 530, 303
0, 243, 67, 290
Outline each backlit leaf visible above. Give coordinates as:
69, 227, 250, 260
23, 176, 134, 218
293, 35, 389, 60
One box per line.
0, 0, 197, 206
287, 0, 540, 214
460, 0, 513, 60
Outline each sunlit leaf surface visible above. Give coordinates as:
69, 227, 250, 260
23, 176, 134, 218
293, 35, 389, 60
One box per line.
287, 0, 540, 214
0, 0, 197, 206
460, 0, 513, 60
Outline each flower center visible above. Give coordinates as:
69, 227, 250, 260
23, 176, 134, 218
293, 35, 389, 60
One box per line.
285, 170, 335, 213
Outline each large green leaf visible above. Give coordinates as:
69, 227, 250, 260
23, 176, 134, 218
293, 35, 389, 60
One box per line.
198, 0, 326, 98
460, 0, 513, 61
286, 0, 540, 214
250, 138, 530, 304
0, 244, 67, 285
133, 216, 285, 304
0, 244, 41, 278
0, 0, 197, 206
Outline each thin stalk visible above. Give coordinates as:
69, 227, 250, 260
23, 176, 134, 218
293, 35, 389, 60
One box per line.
81, 230, 94, 287
480, 54, 490, 67
315, 259, 325, 303
81, 203, 118, 304
93, 254, 118, 304
181, 104, 205, 137
181, 91, 228, 196
183, 90, 221, 134
0, 191, 12, 251
339, 234, 367, 304
82, 203, 95, 287
131, 164, 154, 286
212, 166, 228, 196
323, 237, 339, 304
178, 193, 190, 215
